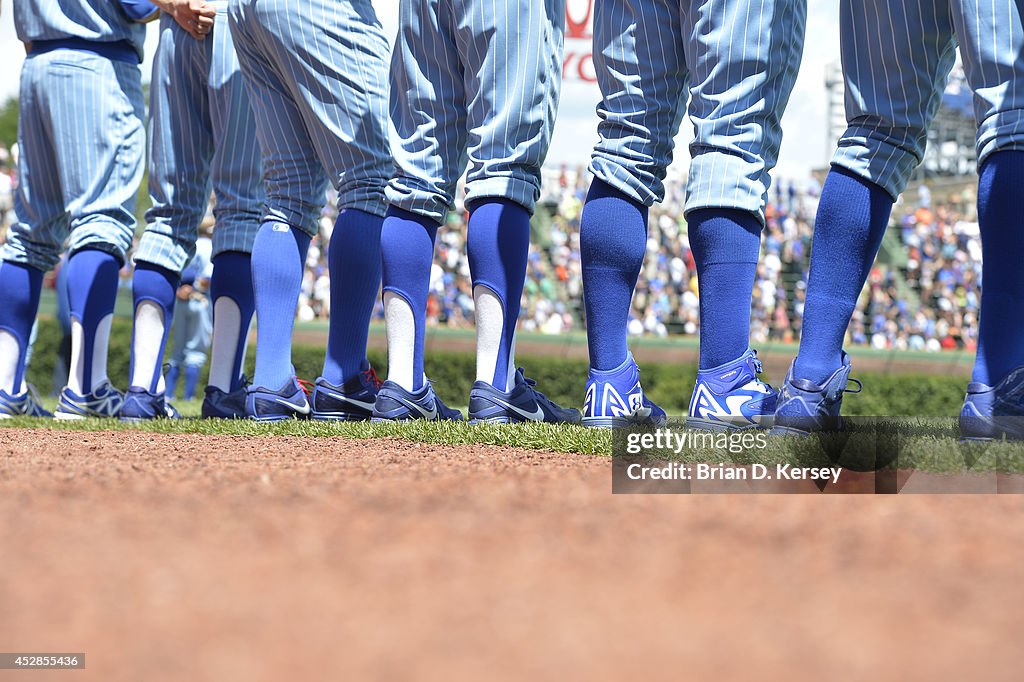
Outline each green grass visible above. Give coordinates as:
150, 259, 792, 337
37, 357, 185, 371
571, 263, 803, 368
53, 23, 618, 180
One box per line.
0, 411, 612, 456
5, 412, 1024, 474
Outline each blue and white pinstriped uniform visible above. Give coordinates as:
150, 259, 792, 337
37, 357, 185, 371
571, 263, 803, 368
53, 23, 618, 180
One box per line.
227, 0, 391, 236
386, 0, 566, 223
589, 0, 807, 223
3, 0, 147, 271
833, 0, 1024, 200
133, 2, 264, 274
14, 0, 148, 60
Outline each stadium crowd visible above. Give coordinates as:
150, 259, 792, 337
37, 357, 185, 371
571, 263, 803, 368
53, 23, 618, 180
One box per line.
0, 142, 984, 355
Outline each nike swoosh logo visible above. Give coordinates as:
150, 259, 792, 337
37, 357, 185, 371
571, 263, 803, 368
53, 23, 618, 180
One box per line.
334, 395, 376, 411
270, 396, 310, 415
394, 395, 437, 420
490, 397, 544, 421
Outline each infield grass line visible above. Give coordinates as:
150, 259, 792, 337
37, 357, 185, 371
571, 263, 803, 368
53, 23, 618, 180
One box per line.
4, 414, 1024, 473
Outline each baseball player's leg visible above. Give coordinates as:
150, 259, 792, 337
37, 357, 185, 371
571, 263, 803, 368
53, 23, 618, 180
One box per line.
291, 2, 391, 398
164, 303, 189, 400
681, 0, 805, 362
0, 56, 66, 415
45, 54, 145, 418
380, 0, 467, 407
580, 0, 687, 426
459, 0, 564, 390
792, 0, 956, 384
128, 16, 214, 416
182, 297, 212, 401
206, 8, 262, 397
774, 0, 956, 434
677, 0, 805, 431
949, 0, 1024, 436
950, 0, 1024, 389
229, 0, 324, 411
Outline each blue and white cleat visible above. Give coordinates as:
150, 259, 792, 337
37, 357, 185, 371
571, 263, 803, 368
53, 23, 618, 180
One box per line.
119, 387, 180, 422
770, 352, 860, 437
469, 368, 581, 424
959, 366, 1024, 441
582, 353, 666, 428
687, 349, 777, 432
54, 382, 124, 420
311, 367, 383, 421
202, 386, 248, 419
0, 386, 53, 419
371, 380, 464, 422
245, 376, 311, 422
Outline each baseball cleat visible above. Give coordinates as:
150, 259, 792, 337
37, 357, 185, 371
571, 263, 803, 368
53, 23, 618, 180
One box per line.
311, 366, 383, 422
468, 368, 581, 424
372, 380, 463, 422
771, 352, 860, 437
54, 382, 125, 420
202, 386, 248, 419
245, 376, 311, 422
119, 387, 181, 422
959, 366, 1024, 441
0, 385, 53, 419
582, 353, 666, 428
687, 349, 777, 432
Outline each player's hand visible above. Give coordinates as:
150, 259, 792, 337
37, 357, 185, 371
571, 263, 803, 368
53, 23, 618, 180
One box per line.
154, 0, 216, 40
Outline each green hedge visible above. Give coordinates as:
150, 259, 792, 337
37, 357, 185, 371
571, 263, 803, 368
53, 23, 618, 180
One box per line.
26, 319, 967, 416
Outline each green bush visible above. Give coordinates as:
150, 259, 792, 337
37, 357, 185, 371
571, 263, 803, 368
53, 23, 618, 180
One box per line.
26, 318, 968, 416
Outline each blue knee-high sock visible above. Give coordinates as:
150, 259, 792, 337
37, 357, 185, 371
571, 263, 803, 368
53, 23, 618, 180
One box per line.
580, 178, 649, 371
130, 262, 178, 393
322, 209, 383, 385
0, 261, 44, 394
467, 198, 531, 389
165, 364, 180, 398
381, 206, 439, 391
66, 249, 121, 392
251, 221, 311, 390
210, 251, 255, 392
973, 151, 1024, 386
795, 166, 892, 383
183, 365, 201, 401
687, 208, 763, 370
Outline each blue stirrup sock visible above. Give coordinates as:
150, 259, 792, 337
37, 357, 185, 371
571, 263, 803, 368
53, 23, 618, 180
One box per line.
165, 364, 180, 398
208, 251, 255, 392
183, 365, 201, 401
66, 249, 121, 394
322, 209, 383, 386
129, 262, 179, 393
580, 178, 649, 372
381, 206, 440, 392
973, 151, 1024, 386
467, 198, 531, 390
0, 261, 44, 395
794, 166, 893, 383
687, 208, 763, 370
251, 221, 311, 391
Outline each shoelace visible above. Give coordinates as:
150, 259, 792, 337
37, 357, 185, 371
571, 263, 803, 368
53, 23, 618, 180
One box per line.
26, 383, 45, 407
362, 366, 384, 390
297, 378, 315, 398
517, 369, 556, 407
750, 351, 775, 392
845, 378, 863, 394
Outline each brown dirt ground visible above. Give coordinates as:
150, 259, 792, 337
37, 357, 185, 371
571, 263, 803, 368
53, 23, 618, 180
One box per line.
0, 429, 1021, 682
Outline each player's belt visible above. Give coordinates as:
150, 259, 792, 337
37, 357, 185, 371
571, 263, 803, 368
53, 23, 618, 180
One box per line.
29, 38, 140, 65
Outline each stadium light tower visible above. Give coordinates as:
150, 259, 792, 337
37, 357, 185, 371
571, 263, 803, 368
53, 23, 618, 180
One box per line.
824, 61, 846, 166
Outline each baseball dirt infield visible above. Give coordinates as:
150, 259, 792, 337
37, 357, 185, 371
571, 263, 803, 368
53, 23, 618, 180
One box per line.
0, 428, 1020, 681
